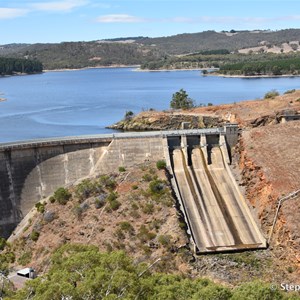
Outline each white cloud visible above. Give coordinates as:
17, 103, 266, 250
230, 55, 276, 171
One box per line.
96, 14, 146, 23
30, 0, 89, 12
0, 8, 29, 19
156, 15, 300, 24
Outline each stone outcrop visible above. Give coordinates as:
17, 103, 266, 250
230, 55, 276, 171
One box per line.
107, 111, 223, 131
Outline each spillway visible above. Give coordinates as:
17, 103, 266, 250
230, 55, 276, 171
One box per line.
169, 135, 266, 253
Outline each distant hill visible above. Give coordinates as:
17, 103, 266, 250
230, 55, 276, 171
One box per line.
137, 29, 300, 54
1, 29, 300, 70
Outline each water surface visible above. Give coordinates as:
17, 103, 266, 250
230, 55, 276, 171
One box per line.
0, 68, 299, 142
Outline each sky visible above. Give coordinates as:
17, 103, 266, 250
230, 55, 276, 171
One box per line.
1, 0, 300, 44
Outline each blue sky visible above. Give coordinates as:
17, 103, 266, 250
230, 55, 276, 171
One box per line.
1, 0, 300, 44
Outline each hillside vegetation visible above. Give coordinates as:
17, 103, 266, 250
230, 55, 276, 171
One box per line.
0, 57, 42, 75
2, 161, 300, 299
1, 29, 300, 70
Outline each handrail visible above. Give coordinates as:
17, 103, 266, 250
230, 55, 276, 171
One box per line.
268, 189, 300, 244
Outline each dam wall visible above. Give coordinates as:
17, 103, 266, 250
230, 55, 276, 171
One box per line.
0, 127, 235, 239
0, 140, 110, 238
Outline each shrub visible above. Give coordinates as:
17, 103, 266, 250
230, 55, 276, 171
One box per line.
109, 200, 121, 211
142, 202, 155, 214
106, 192, 118, 202
53, 187, 71, 205
131, 184, 138, 190
75, 179, 103, 201
149, 179, 166, 195
99, 175, 116, 190
49, 196, 56, 203
142, 173, 152, 182
95, 195, 106, 209
30, 230, 40, 242
0, 238, 6, 250
18, 251, 32, 265
156, 160, 166, 170
72, 205, 84, 220
207, 102, 213, 106
137, 225, 156, 243
124, 110, 134, 120
35, 202, 45, 213
284, 89, 296, 94
158, 234, 172, 247
232, 280, 283, 300
119, 221, 134, 235
118, 166, 126, 172
264, 89, 280, 99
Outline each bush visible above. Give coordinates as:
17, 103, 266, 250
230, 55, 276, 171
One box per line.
232, 280, 284, 300
49, 196, 56, 203
109, 200, 121, 211
35, 202, 45, 213
156, 160, 166, 170
72, 205, 84, 220
149, 179, 166, 195
137, 225, 156, 243
142, 202, 155, 214
264, 89, 280, 99
124, 111, 134, 120
30, 230, 40, 242
119, 221, 134, 235
18, 251, 32, 265
142, 173, 153, 182
0, 238, 7, 251
118, 166, 126, 172
158, 234, 172, 247
99, 175, 116, 190
95, 194, 106, 209
53, 187, 71, 205
284, 89, 296, 94
75, 179, 103, 201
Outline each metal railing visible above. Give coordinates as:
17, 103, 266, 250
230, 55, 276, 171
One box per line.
268, 188, 300, 244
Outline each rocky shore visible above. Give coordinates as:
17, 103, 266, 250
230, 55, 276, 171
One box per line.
107, 111, 224, 131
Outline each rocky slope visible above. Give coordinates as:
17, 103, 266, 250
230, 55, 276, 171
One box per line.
108, 111, 223, 131
237, 122, 300, 273
109, 90, 300, 131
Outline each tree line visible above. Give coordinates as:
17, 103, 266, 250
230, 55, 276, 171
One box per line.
219, 57, 300, 76
0, 57, 43, 75
4, 244, 299, 300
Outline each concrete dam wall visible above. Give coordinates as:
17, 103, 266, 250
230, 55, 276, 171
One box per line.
1, 126, 265, 254
0, 134, 166, 238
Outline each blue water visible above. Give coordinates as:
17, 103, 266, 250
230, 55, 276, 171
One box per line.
0, 68, 299, 142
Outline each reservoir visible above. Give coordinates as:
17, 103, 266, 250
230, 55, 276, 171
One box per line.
0, 67, 299, 142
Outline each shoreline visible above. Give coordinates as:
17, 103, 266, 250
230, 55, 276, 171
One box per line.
43, 64, 140, 72
208, 72, 300, 79
134, 67, 218, 72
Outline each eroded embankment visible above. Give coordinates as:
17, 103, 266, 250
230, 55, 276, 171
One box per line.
236, 121, 300, 273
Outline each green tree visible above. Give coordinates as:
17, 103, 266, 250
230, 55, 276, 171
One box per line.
170, 89, 195, 109
231, 280, 284, 300
53, 187, 71, 205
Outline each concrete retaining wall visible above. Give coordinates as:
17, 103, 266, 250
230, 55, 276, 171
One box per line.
0, 142, 109, 238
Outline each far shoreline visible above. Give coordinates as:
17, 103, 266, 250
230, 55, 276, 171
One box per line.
43, 64, 140, 73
